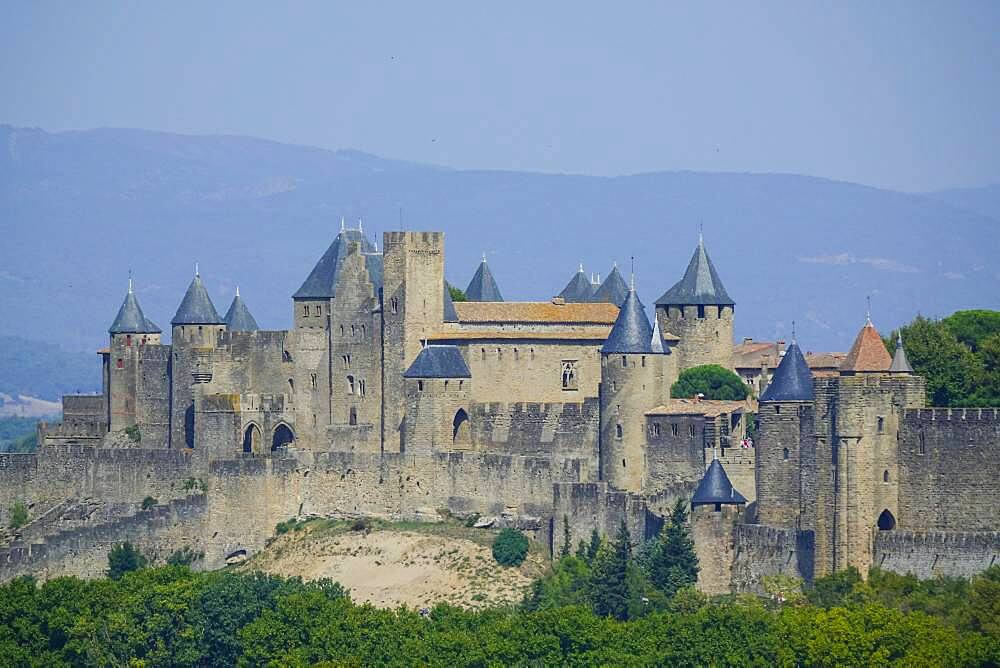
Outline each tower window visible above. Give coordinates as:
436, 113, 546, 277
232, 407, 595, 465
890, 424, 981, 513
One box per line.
877, 416, 885, 433
391, 297, 398, 314
481, 348, 486, 361
615, 424, 623, 439
652, 423, 661, 437
530, 348, 535, 360
349, 407, 357, 426
126, 335, 132, 347
697, 305, 705, 319
340, 325, 345, 336
775, 405, 781, 415
641, 355, 646, 367
622, 458, 626, 468
883, 470, 890, 483
497, 347, 502, 361
116, 358, 123, 369
346, 375, 355, 394
671, 423, 678, 437
418, 380, 424, 392
689, 424, 696, 437
304, 305, 310, 316
561, 360, 578, 390
342, 355, 351, 369
783, 447, 789, 460
310, 373, 317, 389
621, 355, 627, 368
514, 348, 519, 361
919, 432, 926, 455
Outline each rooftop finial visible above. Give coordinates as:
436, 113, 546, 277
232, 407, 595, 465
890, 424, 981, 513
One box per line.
195, 261, 199, 277
629, 256, 635, 292
699, 222, 704, 247
235, 285, 240, 298
128, 269, 133, 294
897, 331, 903, 346
340, 216, 345, 232
791, 319, 796, 344
482, 252, 487, 263
866, 295, 872, 325
358, 218, 363, 233
578, 261, 584, 273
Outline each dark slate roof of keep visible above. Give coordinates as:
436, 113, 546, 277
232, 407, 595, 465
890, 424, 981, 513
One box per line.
294, 229, 376, 299
443, 281, 459, 322
171, 274, 223, 325
760, 342, 814, 402
558, 268, 594, 303
691, 459, 748, 507
602, 289, 654, 354
655, 239, 734, 306
109, 289, 161, 334
591, 266, 630, 307
465, 259, 504, 302
223, 292, 259, 332
403, 345, 472, 378
889, 336, 914, 373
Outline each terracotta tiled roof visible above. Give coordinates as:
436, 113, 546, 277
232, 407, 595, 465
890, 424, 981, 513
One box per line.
840, 321, 892, 372
645, 399, 751, 417
453, 301, 618, 325
428, 328, 611, 341
806, 352, 847, 369
97, 347, 110, 354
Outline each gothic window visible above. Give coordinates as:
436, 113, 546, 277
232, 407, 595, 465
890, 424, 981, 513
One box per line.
391, 297, 398, 314
349, 407, 357, 426
310, 373, 317, 389
346, 375, 355, 394
561, 360, 578, 390
877, 416, 885, 433
615, 423, 623, 439
877, 509, 896, 531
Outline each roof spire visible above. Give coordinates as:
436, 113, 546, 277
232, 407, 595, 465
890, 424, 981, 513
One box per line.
340, 216, 345, 232
699, 222, 704, 247
578, 261, 584, 273
358, 218, 363, 233
235, 285, 240, 297
128, 269, 133, 294
195, 261, 199, 277
866, 295, 872, 325
629, 256, 635, 292
482, 252, 487, 263
791, 319, 796, 344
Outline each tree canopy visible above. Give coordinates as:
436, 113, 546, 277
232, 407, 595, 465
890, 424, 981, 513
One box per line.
670, 364, 749, 401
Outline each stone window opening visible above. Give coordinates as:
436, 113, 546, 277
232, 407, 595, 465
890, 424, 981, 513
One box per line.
481, 348, 486, 361
347, 375, 355, 394
877, 509, 896, 531
349, 407, 357, 426
671, 423, 678, 437
390, 297, 398, 314
877, 416, 885, 433
283, 350, 292, 362
418, 380, 424, 392
359, 379, 366, 397
126, 335, 132, 347
622, 458, 626, 468
351, 324, 357, 336
514, 348, 519, 361
697, 304, 705, 319
783, 447, 789, 460
497, 347, 502, 361
242, 423, 261, 453
117, 358, 123, 369
310, 373, 317, 389
272, 424, 294, 451
689, 424, 696, 437
444, 380, 449, 390
304, 305, 310, 316
288, 378, 295, 397
362, 324, 366, 336
775, 405, 781, 415
561, 361, 578, 391
615, 423, 623, 439
621, 355, 627, 368
342, 355, 351, 369
459, 380, 464, 390
340, 325, 345, 336
652, 423, 661, 437
883, 469, 890, 483
530, 348, 535, 361
641, 355, 646, 367
453, 408, 471, 445
919, 432, 926, 455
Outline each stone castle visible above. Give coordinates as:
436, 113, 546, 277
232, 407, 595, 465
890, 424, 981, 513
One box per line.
2, 225, 998, 593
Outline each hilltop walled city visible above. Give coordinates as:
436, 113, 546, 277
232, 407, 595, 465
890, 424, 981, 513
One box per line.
1, 225, 998, 593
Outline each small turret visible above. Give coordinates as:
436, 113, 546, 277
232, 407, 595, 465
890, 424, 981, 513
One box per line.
889, 333, 913, 374
109, 275, 161, 337
464, 254, 503, 302
760, 341, 813, 402
691, 458, 748, 510
840, 317, 891, 374
223, 287, 259, 332
557, 264, 594, 303
172, 267, 223, 327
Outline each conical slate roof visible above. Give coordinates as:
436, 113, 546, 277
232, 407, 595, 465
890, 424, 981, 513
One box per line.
294, 228, 376, 299
760, 342, 813, 402
691, 459, 748, 507
109, 284, 161, 334
443, 281, 459, 323
650, 315, 664, 353
591, 266, 630, 307
223, 290, 259, 332
465, 257, 503, 302
889, 335, 913, 374
841, 320, 892, 372
655, 237, 733, 306
558, 266, 594, 303
404, 345, 472, 378
602, 288, 654, 354
171, 273, 223, 325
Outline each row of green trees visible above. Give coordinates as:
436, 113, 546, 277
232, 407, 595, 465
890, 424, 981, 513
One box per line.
1, 563, 996, 666
889, 309, 1000, 406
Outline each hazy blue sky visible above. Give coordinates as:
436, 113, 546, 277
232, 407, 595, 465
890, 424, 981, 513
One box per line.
2, 2, 998, 191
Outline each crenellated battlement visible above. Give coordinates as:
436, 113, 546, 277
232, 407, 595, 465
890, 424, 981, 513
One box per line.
904, 407, 1000, 422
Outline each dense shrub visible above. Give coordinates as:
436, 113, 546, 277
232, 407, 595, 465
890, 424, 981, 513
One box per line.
141, 496, 158, 510
670, 364, 749, 400
8, 501, 28, 529
107, 542, 147, 579
492, 528, 529, 566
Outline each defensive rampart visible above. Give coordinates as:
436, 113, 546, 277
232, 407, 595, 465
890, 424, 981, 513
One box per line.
874, 530, 1000, 579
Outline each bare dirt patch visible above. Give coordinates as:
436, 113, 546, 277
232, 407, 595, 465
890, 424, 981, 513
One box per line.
241, 520, 545, 609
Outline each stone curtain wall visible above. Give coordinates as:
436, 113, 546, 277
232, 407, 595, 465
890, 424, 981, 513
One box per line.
730, 523, 815, 593
874, 530, 1000, 579
899, 408, 1000, 532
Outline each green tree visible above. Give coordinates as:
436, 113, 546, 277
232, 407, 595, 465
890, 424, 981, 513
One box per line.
942, 309, 1000, 352
646, 499, 699, 597
492, 529, 529, 567
806, 567, 865, 608
8, 501, 28, 529
107, 542, 147, 580
141, 496, 158, 510
670, 364, 749, 401
586, 528, 602, 563
591, 520, 632, 620
888, 315, 980, 406
448, 285, 467, 302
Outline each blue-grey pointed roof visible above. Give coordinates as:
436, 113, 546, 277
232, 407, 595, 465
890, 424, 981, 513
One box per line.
364, 252, 384, 293
591, 266, 630, 307
294, 229, 376, 299
602, 289, 654, 354
109, 288, 161, 334
760, 342, 814, 402
691, 459, 747, 507
650, 316, 664, 353
465, 258, 503, 302
655, 238, 734, 306
889, 335, 913, 373
223, 291, 259, 332
443, 281, 459, 322
171, 273, 223, 325
558, 267, 594, 303
404, 345, 472, 378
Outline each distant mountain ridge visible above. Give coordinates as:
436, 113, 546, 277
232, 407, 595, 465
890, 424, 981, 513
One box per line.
2, 124, 998, 364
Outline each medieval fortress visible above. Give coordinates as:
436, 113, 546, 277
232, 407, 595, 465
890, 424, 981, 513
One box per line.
2, 225, 999, 593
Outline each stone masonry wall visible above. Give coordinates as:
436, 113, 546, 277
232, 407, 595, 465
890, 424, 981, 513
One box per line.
731, 523, 815, 593
874, 530, 1000, 579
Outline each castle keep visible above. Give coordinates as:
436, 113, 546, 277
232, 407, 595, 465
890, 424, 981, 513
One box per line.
3, 225, 998, 591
